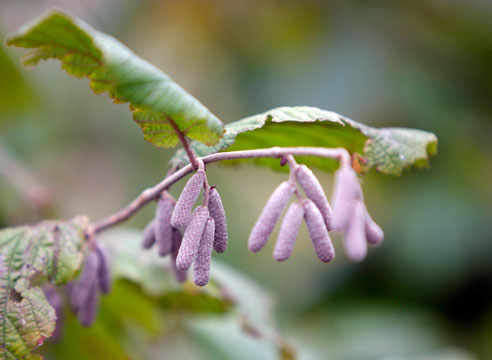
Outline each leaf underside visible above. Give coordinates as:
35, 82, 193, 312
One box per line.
0, 216, 89, 359
170, 106, 438, 175
6, 9, 224, 148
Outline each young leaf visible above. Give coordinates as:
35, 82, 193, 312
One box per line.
6, 10, 224, 148
0, 216, 89, 359
171, 106, 437, 175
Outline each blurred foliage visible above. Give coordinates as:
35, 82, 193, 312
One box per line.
1, 0, 491, 359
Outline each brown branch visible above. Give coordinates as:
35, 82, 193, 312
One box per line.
92, 146, 350, 234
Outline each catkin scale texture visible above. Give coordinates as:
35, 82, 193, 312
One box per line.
171, 229, 187, 283
304, 199, 335, 263
344, 201, 367, 262
208, 188, 228, 253
141, 220, 156, 249
248, 181, 296, 253
171, 170, 205, 228
331, 165, 362, 231
296, 165, 333, 230
95, 245, 111, 294
70, 250, 99, 312
176, 206, 209, 271
364, 209, 384, 245
273, 202, 304, 261
193, 218, 215, 286
155, 195, 175, 256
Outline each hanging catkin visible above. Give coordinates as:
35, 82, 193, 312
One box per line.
141, 220, 156, 249
171, 229, 187, 283
171, 170, 205, 228
193, 217, 215, 286
95, 244, 111, 294
331, 164, 362, 231
208, 188, 228, 253
248, 181, 296, 253
273, 202, 304, 261
364, 207, 384, 245
176, 206, 209, 270
70, 250, 99, 313
303, 199, 335, 263
343, 201, 367, 262
155, 194, 175, 256
296, 164, 333, 230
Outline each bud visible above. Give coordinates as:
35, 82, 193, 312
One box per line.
171, 170, 205, 228
193, 217, 215, 286
176, 206, 209, 271
364, 208, 384, 245
331, 164, 362, 231
95, 244, 111, 294
70, 250, 99, 312
208, 188, 228, 253
77, 283, 99, 327
303, 199, 335, 263
171, 229, 187, 282
296, 164, 333, 230
155, 194, 175, 256
343, 201, 367, 262
248, 181, 296, 253
141, 220, 156, 249
273, 202, 304, 261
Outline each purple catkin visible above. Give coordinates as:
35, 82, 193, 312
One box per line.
77, 282, 99, 327
43, 284, 63, 341
171, 170, 205, 229
248, 181, 296, 253
303, 199, 335, 263
141, 220, 156, 249
273, 202, 304, 261
176, 206, 209, 271
331, 164, 362, 231
343, 201, 368, 262
155, 194, 175, 256
70, 250, 99, 312
296, 165, 333, 230
95, 244, 111, 294
193, 217, 215, 286
208, 188, 228, 253
171, 229, 187, 282
364, 208, 384, 245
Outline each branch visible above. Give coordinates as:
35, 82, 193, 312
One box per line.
92, 146, 350, 234
167, 117, 199, 169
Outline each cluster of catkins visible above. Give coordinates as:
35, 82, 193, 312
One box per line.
141, 168, 228, 287
68, 243, 111, 326
248, 160, 384, 262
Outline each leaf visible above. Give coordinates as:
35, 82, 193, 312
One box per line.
6, 9, 224, 148
0, 216, 89, 359
170, 106, 438, 175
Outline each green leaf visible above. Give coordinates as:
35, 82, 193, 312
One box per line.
6, 9, 224, 148
0, 216, 89, 359
171, 106, 438, 175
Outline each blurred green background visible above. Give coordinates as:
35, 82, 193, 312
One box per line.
1, 0, 492, 359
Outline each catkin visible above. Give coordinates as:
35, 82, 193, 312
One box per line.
364, 208, 384, 245
343, 201, 367, 262
248, 181, 296, 253
296, 165, 333, 230
176, 206, 209, 271
171, 170, 205, 228
208, 188, 228, 253
70, 250, 99, 312
273, 202, 304, 261
171, 229, 187, 283
303, 199, 335, 263
193, 217, 215, 286
331, 164, 362, 231
95, 244, 111, 294
155, 194, 175, 256
141, 220, 156, 249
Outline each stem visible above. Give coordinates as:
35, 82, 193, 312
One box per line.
92, 146, 350, 234
167, 117, 199, 169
